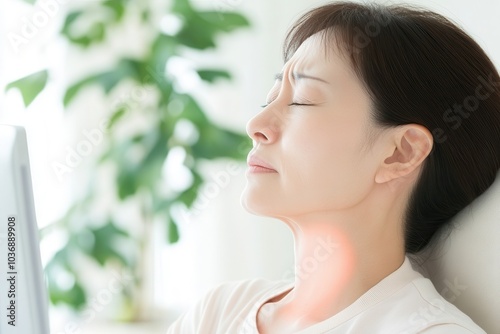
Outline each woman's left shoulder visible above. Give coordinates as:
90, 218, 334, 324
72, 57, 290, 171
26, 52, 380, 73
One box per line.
419, 323, 486, 334
406, 278, 486, 334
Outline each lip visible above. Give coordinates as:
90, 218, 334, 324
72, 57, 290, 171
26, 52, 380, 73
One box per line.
247, 155, 278, 173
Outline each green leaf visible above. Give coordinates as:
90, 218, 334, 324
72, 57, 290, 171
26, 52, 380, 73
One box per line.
92, 59, 141, 95
63, 76, 97, 106
180, 95, 209, 125
61, 7, 115, 48
5, 70, 48, 107
99, 133, 143, 163
199, 11, 251, 32
192, 124, 249, 160
61, 11, 84, 31
116, 125, 172, 197
62, 18, 106, 47
175, 22, 217, 50
136, 134, 170, 189
21, 0, 36, 4
49, 278, 86, 309
117, 165, 138, 199
102, 1, 126, 21
107, 107, 127, 129
171, 0, 192, 15
151, 196, 173, 214
167, 216, 180, 243
60, 11, 85, 46
176, 187, 197, 208
197, 69, 231, 83
88, 221, 130, 266
147, 34, 177, 79
64, 59, 141, 106
88, 22, 106, 43
172, 5, 250, 50
176, 170, 203, 208
114, 135, 169, 199
45, 248, 87, 309
141, 9, 150, 22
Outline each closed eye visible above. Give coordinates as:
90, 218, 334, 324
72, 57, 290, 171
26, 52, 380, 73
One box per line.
289, 102, 315, 107
261, 102, 315, 108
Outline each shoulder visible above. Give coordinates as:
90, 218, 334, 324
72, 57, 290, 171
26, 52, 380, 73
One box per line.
166, 278, 291, 334
419, 324, 482, 333
401, 278, 486, 334
213, 277, 288, 296
202, 277, 290, 308
356, 257, 486, 334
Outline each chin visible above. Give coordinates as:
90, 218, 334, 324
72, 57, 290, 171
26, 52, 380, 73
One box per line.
240, 189, 274, 216
240, 190, 258, 215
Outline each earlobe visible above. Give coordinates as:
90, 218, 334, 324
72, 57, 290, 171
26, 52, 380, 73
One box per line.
375, 125, 433, 184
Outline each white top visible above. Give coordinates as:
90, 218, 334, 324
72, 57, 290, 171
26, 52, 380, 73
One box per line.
166, 257, 486, 333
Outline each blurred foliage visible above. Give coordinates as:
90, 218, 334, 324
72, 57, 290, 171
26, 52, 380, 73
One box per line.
6, 0, 251, 319
6, 70, 48, 106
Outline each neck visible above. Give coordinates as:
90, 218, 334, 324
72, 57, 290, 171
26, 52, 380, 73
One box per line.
288, 222, 402, 323
257, 192, 407, 332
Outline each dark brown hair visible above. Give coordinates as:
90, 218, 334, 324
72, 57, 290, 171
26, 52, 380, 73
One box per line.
284, 2, 500, 253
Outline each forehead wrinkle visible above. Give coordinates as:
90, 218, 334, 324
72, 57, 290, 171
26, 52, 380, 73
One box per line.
275, 72, 330, 85
268, 58, 299, 99
287, 36, 332, 84
280, 58, 299, 89
278, 56, 322, 86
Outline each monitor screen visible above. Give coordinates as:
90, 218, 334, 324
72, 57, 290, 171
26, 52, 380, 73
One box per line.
0, 125, 50, 334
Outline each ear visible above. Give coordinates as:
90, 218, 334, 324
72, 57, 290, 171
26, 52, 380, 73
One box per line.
375, 125, 433, 184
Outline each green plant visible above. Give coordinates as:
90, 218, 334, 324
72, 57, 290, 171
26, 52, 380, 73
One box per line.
6, 0, 250, 320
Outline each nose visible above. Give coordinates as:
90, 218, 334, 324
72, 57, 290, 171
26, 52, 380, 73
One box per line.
246, 107, 280, 145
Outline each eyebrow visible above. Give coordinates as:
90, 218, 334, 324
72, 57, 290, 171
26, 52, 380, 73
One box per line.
275, 72, 329, 84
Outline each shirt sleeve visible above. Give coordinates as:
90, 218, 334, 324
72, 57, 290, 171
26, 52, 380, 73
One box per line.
420, 324, 485, 334
165, 305, 200, 334
165, 283, 229, 334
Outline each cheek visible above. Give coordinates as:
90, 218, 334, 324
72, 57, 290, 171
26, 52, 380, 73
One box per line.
283, 114, 361, 172
281, 116, 372, 209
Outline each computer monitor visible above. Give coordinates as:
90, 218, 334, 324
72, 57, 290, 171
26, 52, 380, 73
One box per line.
0, 125, 50, 334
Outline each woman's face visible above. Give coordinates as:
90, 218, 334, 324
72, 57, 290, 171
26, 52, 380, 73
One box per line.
242, 33, 384, 220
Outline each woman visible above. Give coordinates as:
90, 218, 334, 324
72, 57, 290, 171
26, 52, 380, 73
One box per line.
167, 2, 500, 333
